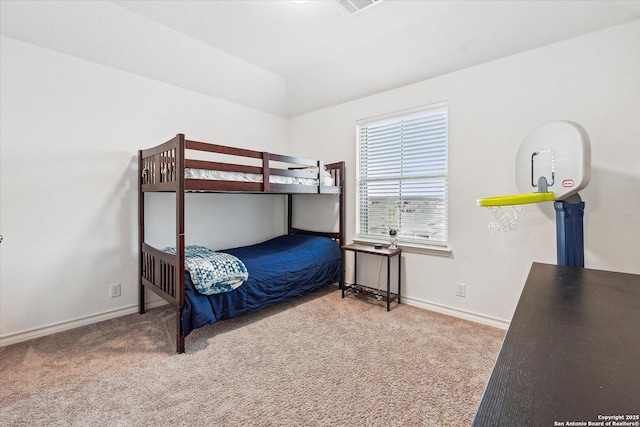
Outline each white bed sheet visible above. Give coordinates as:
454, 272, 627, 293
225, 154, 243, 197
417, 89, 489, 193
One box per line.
185, 168, 335, 187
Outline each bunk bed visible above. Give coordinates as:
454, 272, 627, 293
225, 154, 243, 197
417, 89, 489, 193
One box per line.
138, 134, 345, 353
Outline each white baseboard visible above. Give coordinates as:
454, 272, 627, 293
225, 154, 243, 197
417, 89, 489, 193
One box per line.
2, 290, 508, 348
401, 295, 510, 330
0, 300, 168, 348
343, 281, 509, 329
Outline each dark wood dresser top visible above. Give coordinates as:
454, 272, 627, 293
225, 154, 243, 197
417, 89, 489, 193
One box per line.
473, 262, 640, 426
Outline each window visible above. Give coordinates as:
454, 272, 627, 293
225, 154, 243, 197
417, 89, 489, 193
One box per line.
357, 103, 448, 246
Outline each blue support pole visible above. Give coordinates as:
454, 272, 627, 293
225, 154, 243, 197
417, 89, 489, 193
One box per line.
554, 200, 585, 268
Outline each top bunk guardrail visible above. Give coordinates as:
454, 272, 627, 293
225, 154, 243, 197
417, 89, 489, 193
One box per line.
139, 134, 343, 194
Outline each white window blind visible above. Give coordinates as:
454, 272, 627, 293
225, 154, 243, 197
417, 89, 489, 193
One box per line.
357, 104, 448, 245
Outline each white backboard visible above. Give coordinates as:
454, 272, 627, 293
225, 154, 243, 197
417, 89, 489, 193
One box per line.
515, 121, 591, 201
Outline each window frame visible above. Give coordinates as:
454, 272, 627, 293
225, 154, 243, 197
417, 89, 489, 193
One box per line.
355, 102, 449, 250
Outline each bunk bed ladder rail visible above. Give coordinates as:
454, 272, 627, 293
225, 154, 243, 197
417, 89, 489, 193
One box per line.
139, 134, 186, 353
140, 245, 179, 301
140, 135, 181, 189
175, 136, 186, 353
139, 243, 185, 353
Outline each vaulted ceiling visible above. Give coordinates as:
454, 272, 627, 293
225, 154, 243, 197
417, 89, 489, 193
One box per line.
2, 1, 639, 117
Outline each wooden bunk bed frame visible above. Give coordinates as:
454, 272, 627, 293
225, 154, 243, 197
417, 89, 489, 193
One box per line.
138, 134, 345, 353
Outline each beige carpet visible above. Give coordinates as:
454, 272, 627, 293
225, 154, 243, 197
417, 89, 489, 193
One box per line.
0, 286, 505, 426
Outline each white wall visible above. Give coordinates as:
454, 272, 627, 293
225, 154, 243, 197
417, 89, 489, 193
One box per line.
0, 36, 289, 343
2, 19, 638, 344
289, 20, 640, 325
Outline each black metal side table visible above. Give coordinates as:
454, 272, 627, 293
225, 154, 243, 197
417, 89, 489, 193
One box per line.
341, 243, 401, 311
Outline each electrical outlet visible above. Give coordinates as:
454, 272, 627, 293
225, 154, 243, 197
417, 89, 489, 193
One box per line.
110, 283, 121, 298
456, 283, 466, 298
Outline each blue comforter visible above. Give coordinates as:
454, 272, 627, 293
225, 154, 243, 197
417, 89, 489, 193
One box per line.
182, 234, 343, 337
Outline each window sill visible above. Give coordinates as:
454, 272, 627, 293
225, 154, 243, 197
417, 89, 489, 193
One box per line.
352, 238, 452, 257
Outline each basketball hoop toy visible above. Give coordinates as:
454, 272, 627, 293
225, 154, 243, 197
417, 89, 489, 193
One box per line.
477, 121, 591, 267
478, 191, 556, 232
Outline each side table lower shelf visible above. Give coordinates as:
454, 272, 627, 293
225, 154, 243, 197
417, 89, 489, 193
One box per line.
343, 284, 400, 307
341, 243, 402, 311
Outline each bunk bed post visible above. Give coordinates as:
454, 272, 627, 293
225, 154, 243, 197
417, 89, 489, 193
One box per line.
287, 194, 293, 235
339, 162, 346, 290
318, 161, 325, 194
262, 152, 270, 192
176, 134, 186, 353
138, 150, 146, 314
339, 162, 346, 247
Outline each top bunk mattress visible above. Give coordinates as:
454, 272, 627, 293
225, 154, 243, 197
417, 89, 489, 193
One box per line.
185, 168, 335, 187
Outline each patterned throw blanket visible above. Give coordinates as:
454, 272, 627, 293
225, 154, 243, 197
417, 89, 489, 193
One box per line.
164, 246, 248, 295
